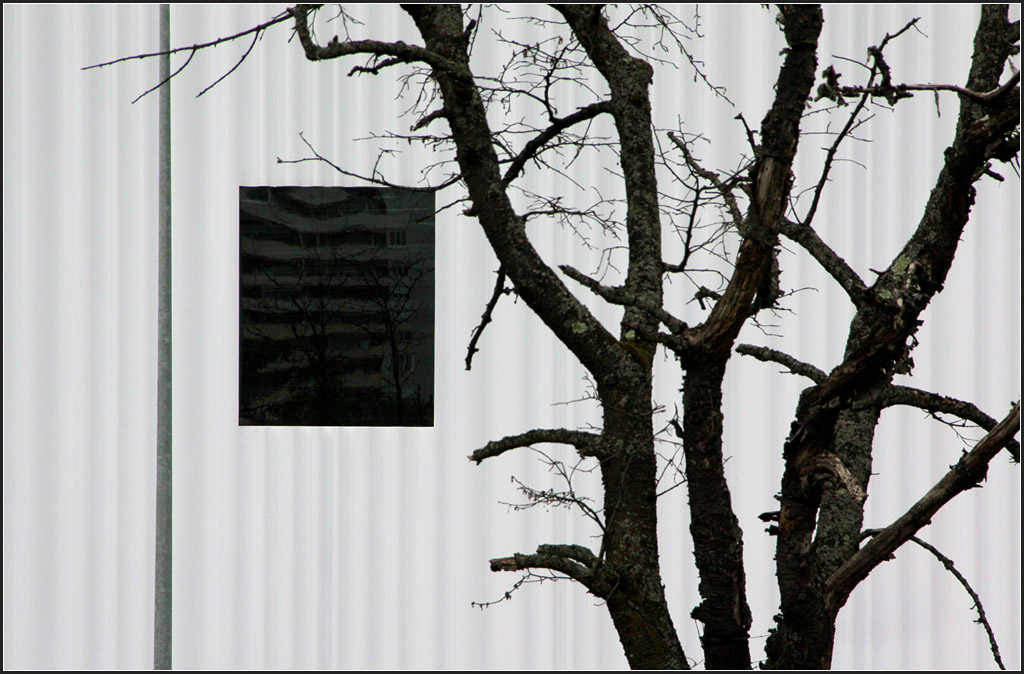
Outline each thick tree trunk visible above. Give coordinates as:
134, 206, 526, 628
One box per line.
598, 375, 688, 670
681, 359, 752, 669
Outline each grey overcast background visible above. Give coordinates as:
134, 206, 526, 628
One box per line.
4, 4, 1020, 669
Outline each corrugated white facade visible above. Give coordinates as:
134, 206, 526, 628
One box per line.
4, 5, 1019, 669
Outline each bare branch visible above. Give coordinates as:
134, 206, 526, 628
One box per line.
503, 101, 614, 185
290, 4, 463, 77
805, 71, 875, 227
879, 16, 924, 49
735, 344, 826, 382
628, 5, 732, 103
735, 112, 758, 155
684, 6, 823, 360
489, 544, 606, 594
558, 264, 630, 304
535, 543, 598, 566
835, 70, 1021, 106
411, 108, 448, 132
736, 349, 1022, 464
804, 17, 937, 233
553, 4, 667, 358
469, 428, 604, 463
775, 17, 1021, 657
195, 30, 260, 98
466, 268, 513, 371
861, 530, 1007, 670
505, 474, 600, 520
826, 402, 1021, 613
560, 264, 689, 335
402, 4, 625, 382
655, 137, 734, 276
349, 56, 406, 77
883, 386, 1021, 462
667, 131, 744, 228
278, 132, 460, 191
130, 48, 196, 105
662, 184, 701, 274
505, 452, 607, 533
83, 7, 299, 70
779, 218, 868, 306
470, 573, 537, 609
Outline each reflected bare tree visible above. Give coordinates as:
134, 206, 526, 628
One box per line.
240, 187, 433, 426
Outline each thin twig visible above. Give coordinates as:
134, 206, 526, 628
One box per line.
882, 386, 1021, 462
279, 132, 460, 191
195, 29, 262, 98
803, 82, 873, 228
861, 530, 1006, 670
130, 48, 196, 104
84, 7, 299, 70
668, 131, 744, 228
838, 73, 1021, 105
466, 268, 512, 370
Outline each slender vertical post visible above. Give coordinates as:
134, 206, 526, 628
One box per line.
155, 4, 173, 670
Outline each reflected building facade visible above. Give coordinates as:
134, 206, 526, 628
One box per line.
239, 186, 434, 426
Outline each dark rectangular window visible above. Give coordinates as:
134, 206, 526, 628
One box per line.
239, 186, 434, 427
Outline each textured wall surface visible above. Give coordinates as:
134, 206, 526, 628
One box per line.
4, 5, 1020, 669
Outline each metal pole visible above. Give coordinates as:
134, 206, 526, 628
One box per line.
155, 4, 172, 670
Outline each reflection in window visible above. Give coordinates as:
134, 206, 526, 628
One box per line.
239, 186, 435, 427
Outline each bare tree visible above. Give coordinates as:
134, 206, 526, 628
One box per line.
92, 4, 1020, 669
